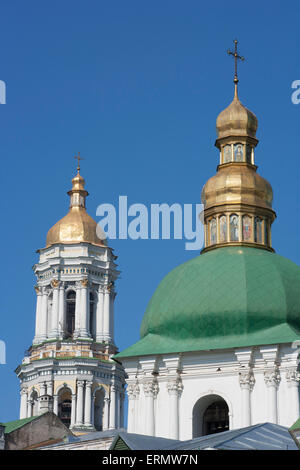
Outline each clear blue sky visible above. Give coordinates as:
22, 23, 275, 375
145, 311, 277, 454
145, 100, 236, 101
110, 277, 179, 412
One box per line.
1, 0, 300, 422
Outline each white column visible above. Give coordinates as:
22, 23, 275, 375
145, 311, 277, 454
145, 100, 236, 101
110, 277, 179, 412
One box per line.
127, 383, 138, 433
109, 385, 117, 429
167, 379, 181, 439
76, 380, 85, 426
27, 400, 32, 418
80, 280, 90, 338
46, 381, 53, 396
103, 289, 111, 342
20, 388, 28, 419
33, 287, 43, 344
53, 395, 58, 415
40, 288, 48, 341
50, 281, 59, 338
103, 397, 110, 430
58, 283, 65, 338
109, 292, 115, 344
286, 369, 300, 424
39, 382, 46, 396
96, 288, 104, 342
71, 394, 76, 427
239, 371, 254, 427
74, 283, 81, 337
264, 369, 280, 423
143, 381, 156, 436
84, 382, 92, 427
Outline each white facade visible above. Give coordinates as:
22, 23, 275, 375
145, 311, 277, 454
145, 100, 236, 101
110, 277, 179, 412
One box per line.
16, 241, 126, 432
123, 343, 300, 440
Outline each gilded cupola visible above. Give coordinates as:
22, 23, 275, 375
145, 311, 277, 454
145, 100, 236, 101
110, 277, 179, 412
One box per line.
201, 41, 276, 253
46, 158, 106, 248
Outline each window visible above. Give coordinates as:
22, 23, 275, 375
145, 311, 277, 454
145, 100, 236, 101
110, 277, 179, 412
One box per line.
203, 400, 229, 435
66, 290, 76, 337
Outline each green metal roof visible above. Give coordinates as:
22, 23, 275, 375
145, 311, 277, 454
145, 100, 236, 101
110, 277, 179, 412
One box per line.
4, 415, 40, 434
290, 418, 300, 431
117, 246, 300, 358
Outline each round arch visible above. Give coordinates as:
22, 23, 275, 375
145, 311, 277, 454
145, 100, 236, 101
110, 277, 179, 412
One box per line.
192, 393, 231, 438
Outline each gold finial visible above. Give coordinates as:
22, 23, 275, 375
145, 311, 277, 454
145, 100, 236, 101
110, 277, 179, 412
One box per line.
74, 152, 84, 173
227, 39, 245, 90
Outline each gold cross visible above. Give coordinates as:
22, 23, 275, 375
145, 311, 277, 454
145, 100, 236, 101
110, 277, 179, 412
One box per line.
227, 39, 245, 84
74, 152, 84, 172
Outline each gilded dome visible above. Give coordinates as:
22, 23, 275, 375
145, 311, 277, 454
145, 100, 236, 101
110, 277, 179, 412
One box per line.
216, 86, 258, 140
202, 163, 273, 210
46, 171, 106, 248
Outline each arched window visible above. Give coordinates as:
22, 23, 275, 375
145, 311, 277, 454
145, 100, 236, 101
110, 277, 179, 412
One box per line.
58, 387, 72, 428
242, 215, 252, 241
30, 390, 39, 417
192, 394, 229, 437
246, 145, 252, 164
230, 214, 239, 241
210, 218, 217, 245
203, 400, 229, 435
219, 215, 227, 242
234, 143, 244, 162
66, 290, 76, 337
89, 292, 95, 338
254, 217, 262, 243
94, 388, 105, 431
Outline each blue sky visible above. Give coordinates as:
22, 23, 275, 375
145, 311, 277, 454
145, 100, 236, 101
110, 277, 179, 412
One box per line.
1, 0, 300, 422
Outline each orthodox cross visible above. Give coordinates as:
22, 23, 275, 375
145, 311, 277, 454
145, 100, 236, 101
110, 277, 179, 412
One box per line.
227, 39, 244, 84
74, 152, 84, 172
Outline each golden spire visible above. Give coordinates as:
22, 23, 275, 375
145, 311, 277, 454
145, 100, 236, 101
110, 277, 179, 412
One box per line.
45, 156, 106, 248
201, 41, 276, 253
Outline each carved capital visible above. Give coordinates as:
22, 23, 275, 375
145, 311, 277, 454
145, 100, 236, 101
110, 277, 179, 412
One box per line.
286, 369, 300, 386
143, 380, 158, 397
127, 382, 140, 400
264, 369, 281, 387
81, 279, 89, 288
239, 370, 255, 390
77, 380, 85, 388
34, 285, 41, 295
106, 281, 114, 294
51, 279, 60, 289
167, 378, 183, 396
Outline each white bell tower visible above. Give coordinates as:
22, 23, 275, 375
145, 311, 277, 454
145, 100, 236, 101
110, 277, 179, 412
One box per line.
16, 161, 125, 432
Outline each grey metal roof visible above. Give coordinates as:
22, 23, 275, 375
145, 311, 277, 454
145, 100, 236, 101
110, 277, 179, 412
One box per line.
167, 423, 298, 450
111, 432, 179, 450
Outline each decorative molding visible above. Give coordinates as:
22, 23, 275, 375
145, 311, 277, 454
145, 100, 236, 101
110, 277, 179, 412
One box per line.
80, 279, 89, 288
51, 279, 60, 289
286, 369, 300, 386
167, 378, 183, 397
143, 380, 159, 398
239, 370, 255, 390
264, 369, 281, 387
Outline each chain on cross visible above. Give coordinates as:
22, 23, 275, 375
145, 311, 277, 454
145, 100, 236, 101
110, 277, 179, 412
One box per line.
227, 39, 245, 84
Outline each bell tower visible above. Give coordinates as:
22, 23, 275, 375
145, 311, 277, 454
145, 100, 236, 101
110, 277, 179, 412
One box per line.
15, 161, 125, 432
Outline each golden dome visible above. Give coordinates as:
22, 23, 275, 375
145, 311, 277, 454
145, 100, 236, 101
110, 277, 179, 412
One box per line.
46, 170, 106, 248
202, 163, 273, 210
216, 86, 258, 140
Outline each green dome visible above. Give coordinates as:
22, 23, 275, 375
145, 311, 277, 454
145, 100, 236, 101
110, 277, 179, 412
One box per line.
117, 246, 300, 358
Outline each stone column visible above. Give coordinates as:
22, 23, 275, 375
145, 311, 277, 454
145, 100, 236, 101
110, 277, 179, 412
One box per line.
40, 288, 48, 341
39, 382, 46, 396
58, 282, 65, 338
76, 380, 85, 427
50, 280, 60, 338
27, 399, 32, 418
53, 395, 58, 415
286, 369, 300, 424
84, 382, 93, 427
127, 384, 136, 433
74, 282, 82, 337
264, 369, 280, 423
143, 380, 157, 436
103, 397, 110, 430
33, 286, 43, 344
46, 381, 53, 396
103, 288, 111, 342
80, 279, 90, 338
109, 385, 117, 429
20, 388, 28, 419
109, 292, 115, 344
71, 394, 76, 427
167, 379, 182, 439
96, 287, 104, 342
239, 370, 255, 427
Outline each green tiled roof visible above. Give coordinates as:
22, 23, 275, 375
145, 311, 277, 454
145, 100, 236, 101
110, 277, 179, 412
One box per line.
290, 418, 300, 431
4, 415, 40, 434
117, 247, 300, 358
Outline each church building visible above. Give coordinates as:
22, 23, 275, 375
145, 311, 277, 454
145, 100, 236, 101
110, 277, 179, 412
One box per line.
15, 161, 126, 432
116, 47, 300, 440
